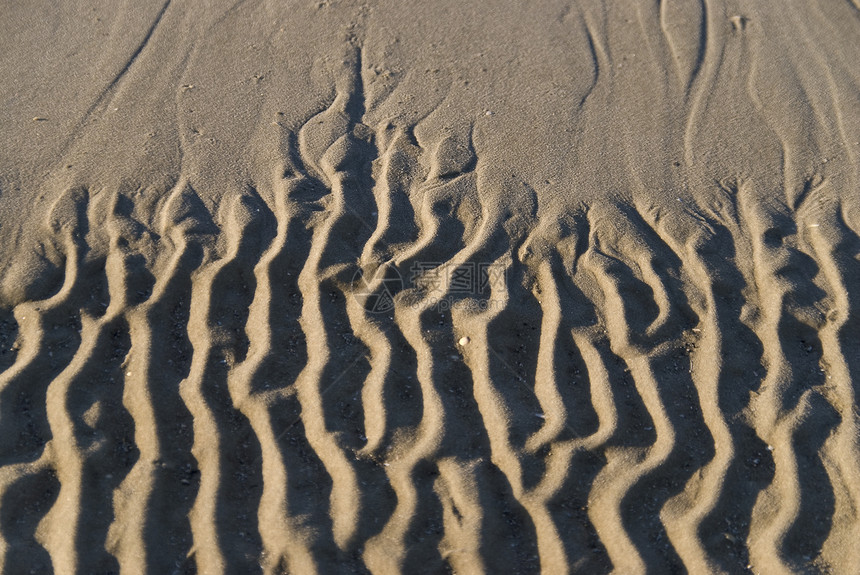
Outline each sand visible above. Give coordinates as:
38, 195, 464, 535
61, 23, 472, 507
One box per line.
1, 0, 860, 572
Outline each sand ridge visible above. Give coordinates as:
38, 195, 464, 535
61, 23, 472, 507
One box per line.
1, 0, 860, 573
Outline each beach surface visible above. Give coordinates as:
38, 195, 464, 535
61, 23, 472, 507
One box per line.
1, 0, 860, 572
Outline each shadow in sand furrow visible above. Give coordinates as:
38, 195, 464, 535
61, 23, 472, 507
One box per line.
613, 204, 698, 344
223, 177, 317, 572
312, 280, 371, 452
74, 321, 137, 573
187, 356, 264, 574
355, 133, 486, 562
293, 260, 368, 553
226, 164, 375, 572
480, 259, 615, 574
636, 212, 748, 573
544, 449, 611, 573
735, 189, 839, 572
0, 187, 99, 464
347, 125, 432, 461
593, 341, 661, 453
434, 457, 484, 573
0, 302, 85, 463
484, 258, 545, 460
490, 470, 542, 575
773, 340, 837, 571
453, 285, 557, 571
348, 304, 423, 458
779, 202, 860, 570
354, 330, 424, 571
363, 204, 500, 571
619, 349, 715, 571
519, 235, 617, 568
32, 187, 145, 573
404, 307, 510, 572
207, 190, 276, 365
272, 413, 338, 571
314, 144, 379, 280
536, 254, 602, 445
286, 65, 484, 569
181, 191, 272, 574
295, 266, 388, 556
337, 457, 397, 569
695, 223, 765, 415
289, 51, 409, 560
517, 242, 632, 575
437, 183, 587, 574
43, 313, 137, 575
675, 216, 770, 564
579, 202, 705, 572
811, 206, 860, 385
434, 455, 541, 575
754, 211, 828, 411
782, 392, 838, 567
124, 306, 198, 575
397, 175, 475, 275
699, 427, 774, 573
338, 305, 416, 564
360, 125, 424, 265
389, 459, 447, 573
691, 216, 772, 570
420, 187, 625, 571
0, 460, 58, 573
572, 323, 646, 445
110, 188, 211, 573
804, 205, 860, 570
362, 302, 481, 571
0, 313, 18, 375
378, 325, 425, 446
215, 404, 265, 573
238, 182, 308, 398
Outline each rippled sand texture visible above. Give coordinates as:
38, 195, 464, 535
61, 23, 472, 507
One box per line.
1, 0, 859, 573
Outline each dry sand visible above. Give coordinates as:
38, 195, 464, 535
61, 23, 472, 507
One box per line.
1, 0, 860, 573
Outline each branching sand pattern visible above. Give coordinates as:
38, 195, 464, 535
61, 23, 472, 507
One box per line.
1, 2, 860, 573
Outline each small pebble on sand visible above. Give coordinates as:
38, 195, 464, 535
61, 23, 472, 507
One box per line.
458, 336, 470, 346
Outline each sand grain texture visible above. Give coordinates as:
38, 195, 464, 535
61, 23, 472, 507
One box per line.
1, 0, 860, 573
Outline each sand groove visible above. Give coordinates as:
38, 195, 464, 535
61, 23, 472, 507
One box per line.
2, 36, 860, 575
2, 183, 860, 573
